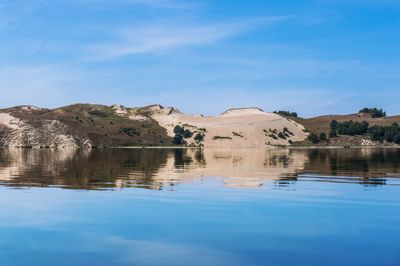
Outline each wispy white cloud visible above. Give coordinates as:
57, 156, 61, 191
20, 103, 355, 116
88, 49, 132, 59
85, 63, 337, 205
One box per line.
69, 0, 193, 9
0, 0, 190, 9
88, 16, 292, 59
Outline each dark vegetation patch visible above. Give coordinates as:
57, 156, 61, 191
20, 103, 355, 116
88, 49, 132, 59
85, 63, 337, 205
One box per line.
290, 107, 400, 146
172, 125, 199, 145
306, 118, 400, 145
88, 109, 108, 117
232, 131, 244, 138
359, 108, 387, 118
212, 136, 232, 140
274, 110, 298, 117
119, 127, 140, 137
194, 133, 205, 143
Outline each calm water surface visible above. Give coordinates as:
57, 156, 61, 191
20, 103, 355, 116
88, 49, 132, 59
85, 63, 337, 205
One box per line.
0, 148, 399, 265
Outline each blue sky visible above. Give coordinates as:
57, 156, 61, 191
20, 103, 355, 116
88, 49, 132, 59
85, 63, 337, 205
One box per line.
0, 0, 399, 117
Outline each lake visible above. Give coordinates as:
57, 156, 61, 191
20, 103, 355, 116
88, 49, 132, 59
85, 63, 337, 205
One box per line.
0, 148, 399, 266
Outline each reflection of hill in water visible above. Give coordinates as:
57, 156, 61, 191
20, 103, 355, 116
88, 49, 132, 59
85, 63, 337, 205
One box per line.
0, 148, 399, 190
303, 149, 400, 178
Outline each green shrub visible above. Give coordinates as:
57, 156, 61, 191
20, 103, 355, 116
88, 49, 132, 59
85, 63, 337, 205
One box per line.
329, 129, 338, 138
212, 136, 232, 140
308, 133, 319, 144
319, 132, 327, 141
194, 133, 205, 142
330, 120, 338, 130
120, 127, 140, 137
172, 134, 185, 145
278, 132, 286, 139
369, 125, 385, 141
88, 109, 108, 117
269, 134, 278, 140
283, 127, 294, 136
232, 132, 244, 138
359, 108, 387, 118
173, 125, 185, 135
182, 129, 193, 139
273, 110, 298, 117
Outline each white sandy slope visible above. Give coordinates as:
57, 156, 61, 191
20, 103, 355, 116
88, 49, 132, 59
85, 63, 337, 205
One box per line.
149, 107, 307, 148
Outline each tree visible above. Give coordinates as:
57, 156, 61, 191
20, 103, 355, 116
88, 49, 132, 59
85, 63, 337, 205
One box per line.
173, 125, 184, 135
329, 129, 337, 138
182, 129, 193, 139
308, 133, 319, 144
278, 132, 286, 139
273, 111, 298, 117
384, 126, 398, 143
172, 134, 185, 145
394, 133, 400, 144
336, 120, 369, 136
319, 132, 327, 141
330, 120, 338, 130
194, 133, 204, 142
368, 125, 385, 141
359, 108, 387, 118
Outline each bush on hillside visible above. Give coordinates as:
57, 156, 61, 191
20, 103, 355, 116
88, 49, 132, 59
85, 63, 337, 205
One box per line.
308, 133, 319, 144
319, 132, 327, 141
182, 129, 193, 139
273, 111, 298, 117
172, 134, 185, 145
359, 108, 387, 118
329, 129, 338, 138
194, 133, 205, 142
330, 120, 338, 130
120, 127, 140, 137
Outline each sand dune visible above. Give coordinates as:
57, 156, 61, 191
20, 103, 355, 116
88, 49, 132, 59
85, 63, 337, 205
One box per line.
149, 107, 308, 148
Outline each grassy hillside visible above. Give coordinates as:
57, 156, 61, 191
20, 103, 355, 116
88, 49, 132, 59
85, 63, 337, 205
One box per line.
293, 113, 400, 136
290, 111, 400, 146
1, 104, 172, 147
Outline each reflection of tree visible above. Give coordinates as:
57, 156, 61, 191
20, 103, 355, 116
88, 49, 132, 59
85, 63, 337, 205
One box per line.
303, 149, 400, 178
194, 150, 206, 166
173, 149, 193, 169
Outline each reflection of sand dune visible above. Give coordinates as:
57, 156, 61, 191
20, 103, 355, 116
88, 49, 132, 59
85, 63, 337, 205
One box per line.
0, 148, 398, 190
153, 149, 308, 188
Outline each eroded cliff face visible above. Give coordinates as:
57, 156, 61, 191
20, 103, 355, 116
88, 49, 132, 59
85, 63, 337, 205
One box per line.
0, 113, 84, 148
0, 104, 171, 148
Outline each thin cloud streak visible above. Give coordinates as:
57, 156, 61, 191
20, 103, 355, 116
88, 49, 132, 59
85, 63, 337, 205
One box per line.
88, 16, 293, 59
71, 0, 193, 9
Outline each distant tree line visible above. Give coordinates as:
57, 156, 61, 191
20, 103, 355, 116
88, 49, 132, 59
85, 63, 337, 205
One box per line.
328, 119, 400, 144
273, 110, 298, 117
359, 107, 387, 118
369, 124, 400, 143
332, 120, 369, 136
